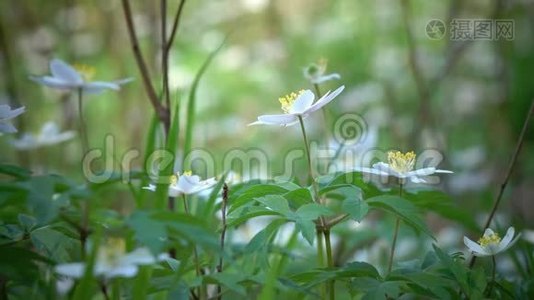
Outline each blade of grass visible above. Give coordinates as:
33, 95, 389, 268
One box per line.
183, 36, 228, 164
155, 95, 181, 209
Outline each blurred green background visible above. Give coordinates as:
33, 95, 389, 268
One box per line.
1, 0, 533, 227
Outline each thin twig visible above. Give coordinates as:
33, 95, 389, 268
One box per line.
216, 183, 229, 300
166, 0, 187, 52
469, 99, 534, 268
161, 0, 170, 110
400, 0, 433, 147
121, 0, 169, 133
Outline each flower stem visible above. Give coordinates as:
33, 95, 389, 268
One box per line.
324, 229, 335, 300
77, 88, 90, 259
469, 98, 534, 268
77, 88, 89, 155
182, 194, 203, 299
216, 183, 229, 300
388, 183, 403, 274
297, 115, 319, 201
298, 115, 329, 298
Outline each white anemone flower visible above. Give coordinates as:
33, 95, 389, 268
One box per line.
356, 150, 453, 184
55, 238, 167, 279
0, 104, 25, 133
249, 85, 345, 127
464, 227, 521, 257
11, 121, 75, 150
29, 59, 133, 94
304, 58, 341, 84
143, 171, 217, 197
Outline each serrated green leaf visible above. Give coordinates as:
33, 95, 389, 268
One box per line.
256, 195, 292, 217
367, 195, 434, 239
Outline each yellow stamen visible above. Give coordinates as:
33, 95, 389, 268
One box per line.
97, 238, 126, 266
73, 63, 96, 81
387, 151, 416, 174
183, 170, 192, 176
170, 170, 192, 184
478, 232, 501, 247
278, 90, 305, 113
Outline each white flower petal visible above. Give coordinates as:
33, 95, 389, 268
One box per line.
0, 105, 25, 121
313, 73, 341, 84
83, 81, 121, 94
354, 166, 389, 176
407, 167, 437, 177
372, 162, 402, 178
305, 85, 345, 114
142, 184, 156, 192
50, 59, 83, 84
113, 77, 135, 86
435, 169, 454, 174
104, 264, 138, 278
249, 114, 298, 126
0, 122, 18, 134
497, 227, 520, 253
409, 176, 427, 183
463, 236, 490, 257
168, 185, 182, 197
121, 248, 156, 265
55, 263, 86, 278
289, 90, 314, 114
29, 76, 77, 90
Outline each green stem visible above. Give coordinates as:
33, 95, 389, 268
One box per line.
324, 229, 335, 300
77, 88, 90, 259
297, 115, 319, 202
77, 88, 89, 155
316, 229, 326, 299
182, 194, 203, 299
111, 278, 120, 300
298, 115, 329, 298
387, 183, 403, 274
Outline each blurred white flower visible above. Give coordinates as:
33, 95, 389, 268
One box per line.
55, 277, 74, 296
356, 151, 453, 184
55, 238, 167, 279
303, 58, 341, 85
11, 122, 75, 150
464, 227, 520, 257
249, 86, 345, 127
30, 58, 132, 94
144, 171, 217, 197
0, 104, 25, 133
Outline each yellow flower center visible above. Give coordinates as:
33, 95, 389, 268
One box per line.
97, 238, 126, 266
279, 90, 305, 113
73, 63, 96, 81
478, 232, 501, 247
387, 151, 416, 174
170, 170, 193, 184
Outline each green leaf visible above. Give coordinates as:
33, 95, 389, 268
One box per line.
255, 195, 292, 217
128, 211, 167, 254
17, 214, 37, 232
0, 164, 31, 179
367, 195, 434, 238
320, 184, 368, 221
405, 190, 479, 231
229, 184, 290, 214
283, 188, 313, 209
245, 219, 286, 252
295, 218, 315, 245
226, 206, 279, 227
296, 203, 333, 220
207, 273, 247, 296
